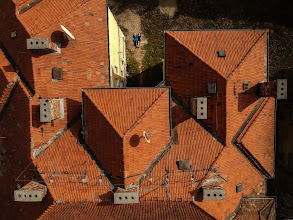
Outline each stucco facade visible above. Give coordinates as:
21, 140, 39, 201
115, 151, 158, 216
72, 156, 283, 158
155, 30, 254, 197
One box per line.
108, 8, 126, 88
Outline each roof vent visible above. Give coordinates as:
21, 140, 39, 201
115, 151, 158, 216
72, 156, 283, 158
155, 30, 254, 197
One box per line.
40, 98, 65, 123
114, 191, 139, 204
27, 38, 60, 53
197, 97, 207, 119
176, 159, 191, 170
14, 181, 47, 202
208, 83, 217, 94
203, 188, 225, 200
277, 79, 287, 99
11, 30, 17, 39
243, 81, 250, 91
52, 67, 63, 80
236, 184, 243, 192
217, 50, 226, 57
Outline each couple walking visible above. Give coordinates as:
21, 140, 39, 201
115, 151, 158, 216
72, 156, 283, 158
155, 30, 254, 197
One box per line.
133, 33, 141, 48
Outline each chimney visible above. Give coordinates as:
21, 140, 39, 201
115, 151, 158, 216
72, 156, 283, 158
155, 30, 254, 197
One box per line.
14, 181, 47, 202
27, 38, 60, 53
258, 79, 287, 100
40, 98, 65, 123
258, 81, 277, 97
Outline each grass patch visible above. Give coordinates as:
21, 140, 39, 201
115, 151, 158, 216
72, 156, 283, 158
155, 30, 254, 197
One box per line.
126, 49, 140, 77
142, 13, 170, 71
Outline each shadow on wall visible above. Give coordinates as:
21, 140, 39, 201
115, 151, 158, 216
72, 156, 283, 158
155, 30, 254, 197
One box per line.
127, 62, 163, 87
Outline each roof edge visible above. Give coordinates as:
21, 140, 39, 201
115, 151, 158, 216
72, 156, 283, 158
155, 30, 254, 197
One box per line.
231, 97, 273, 179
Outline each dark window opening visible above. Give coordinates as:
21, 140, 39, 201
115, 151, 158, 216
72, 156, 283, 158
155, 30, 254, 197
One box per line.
52, 67, 63, 80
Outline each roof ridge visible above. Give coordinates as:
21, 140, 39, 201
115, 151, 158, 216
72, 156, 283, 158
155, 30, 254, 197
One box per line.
231, 97, 267, 144
33, 113, 81, 159
194, 146, 226, 190
226, 30, 267, 80
166, 33, 222, 78
237, 97, 270, 142
231, 97, 272, 178
84, 91, 124, 137
123, 88, 169, 137
137, 142, 172, 186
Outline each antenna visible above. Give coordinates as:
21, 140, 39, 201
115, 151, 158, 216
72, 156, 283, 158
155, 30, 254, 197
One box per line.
60, 25, 76, 40
143, 131, 151, 143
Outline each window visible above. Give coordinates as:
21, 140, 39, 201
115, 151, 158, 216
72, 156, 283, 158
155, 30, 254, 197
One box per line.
115, 78, 119, 88
52, 67, 63, 80
114, 66, 118, 74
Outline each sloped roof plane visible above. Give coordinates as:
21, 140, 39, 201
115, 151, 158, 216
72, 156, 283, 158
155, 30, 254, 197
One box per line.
166, 29, 267, 79
83, 88, 171, 187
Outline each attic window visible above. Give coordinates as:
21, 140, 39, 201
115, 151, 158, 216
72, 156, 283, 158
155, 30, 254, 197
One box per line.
52, 67, 63, 80
236, 184, 243, 192
217, 50, 226, 57
176, 159, 191, 170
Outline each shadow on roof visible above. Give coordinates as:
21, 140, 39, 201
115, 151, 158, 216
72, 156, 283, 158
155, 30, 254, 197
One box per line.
0, 0, 35, 93
238, 83, 259, 112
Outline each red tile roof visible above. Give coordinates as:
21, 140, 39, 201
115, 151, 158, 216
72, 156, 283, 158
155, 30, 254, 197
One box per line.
140, 103, 224, 201
84, 88, 169, 137
34, 119, 112, 202
166, 30, 267, 79
38, 201, 215, 220
237, 98, 275, 177
163, 29, 275, 219
83, 88, 171, 187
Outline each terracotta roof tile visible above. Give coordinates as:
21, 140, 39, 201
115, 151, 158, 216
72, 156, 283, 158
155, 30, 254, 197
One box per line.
16, 0, 90, 36
38, 201, 215, 219
140, 104, 224, 201
34, 119, 112, 202
194, 145, 267, 219
83, 88, 171, 187
240, 98, 275, 176
166, 30, 267, 79
84, 88, 169, 136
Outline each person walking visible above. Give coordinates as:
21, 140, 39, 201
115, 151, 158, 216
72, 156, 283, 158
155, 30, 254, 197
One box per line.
137, 33, 142, 48
133, 33, 138, 48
